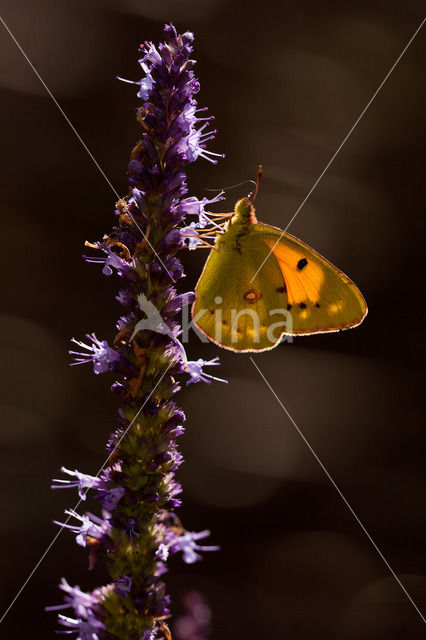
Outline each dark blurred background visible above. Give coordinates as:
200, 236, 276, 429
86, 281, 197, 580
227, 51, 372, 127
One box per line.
0, 1, 425, 638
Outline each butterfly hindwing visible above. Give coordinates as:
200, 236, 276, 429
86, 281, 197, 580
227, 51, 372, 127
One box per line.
192, 229, 291, 351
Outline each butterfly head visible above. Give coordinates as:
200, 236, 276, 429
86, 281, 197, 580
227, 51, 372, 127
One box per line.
233, 197, 258, 225
230, 166, 262, 225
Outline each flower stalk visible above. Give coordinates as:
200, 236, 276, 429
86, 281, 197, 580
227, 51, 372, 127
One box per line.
47, 23, 223, 640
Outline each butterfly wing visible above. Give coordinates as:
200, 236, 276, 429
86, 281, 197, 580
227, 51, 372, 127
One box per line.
250, 222, 368, 335
192, 221, 367, 351
193, 228, 291, 351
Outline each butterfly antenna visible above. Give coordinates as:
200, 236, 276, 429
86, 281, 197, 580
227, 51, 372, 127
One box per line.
205, 179, 256, 192
251, 165, 263, 204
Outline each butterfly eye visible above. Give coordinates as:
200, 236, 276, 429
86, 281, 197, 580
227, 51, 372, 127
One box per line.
235, 198, 252, 215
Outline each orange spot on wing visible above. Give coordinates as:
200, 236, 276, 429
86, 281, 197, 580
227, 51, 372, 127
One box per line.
263, 238, 324, 305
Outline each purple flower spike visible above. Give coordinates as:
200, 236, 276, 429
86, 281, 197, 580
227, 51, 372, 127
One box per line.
50, 23, 222, 639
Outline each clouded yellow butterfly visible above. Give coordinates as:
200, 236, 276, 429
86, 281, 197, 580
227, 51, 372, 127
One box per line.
192, 177, 367, 352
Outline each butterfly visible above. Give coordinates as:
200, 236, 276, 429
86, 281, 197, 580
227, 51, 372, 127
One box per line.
192, 182, 367, 352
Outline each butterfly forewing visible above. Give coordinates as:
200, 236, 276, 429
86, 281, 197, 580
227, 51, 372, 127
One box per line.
251, 223, 368, 334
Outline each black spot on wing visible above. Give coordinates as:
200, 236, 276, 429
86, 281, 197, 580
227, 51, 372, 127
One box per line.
297, 258, 308, 270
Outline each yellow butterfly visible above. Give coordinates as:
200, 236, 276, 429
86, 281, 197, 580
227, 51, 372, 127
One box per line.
192, 178, 367, 352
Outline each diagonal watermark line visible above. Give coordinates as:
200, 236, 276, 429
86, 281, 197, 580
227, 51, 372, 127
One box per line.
250, 17, 426, 283
250, 357, 426, 624
0, 362, 173, 625
0, 15, 176, 283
